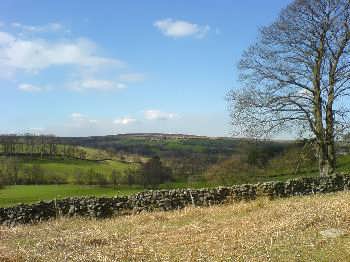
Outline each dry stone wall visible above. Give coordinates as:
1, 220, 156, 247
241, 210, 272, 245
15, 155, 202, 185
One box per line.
1, 173, 350, 226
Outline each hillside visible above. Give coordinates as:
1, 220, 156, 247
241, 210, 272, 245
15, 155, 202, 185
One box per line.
1, 191, 350, 261
0, 134, 348, 184
0, 134, 298, 185
0, 144, 136, 184
57, 133, 291, 158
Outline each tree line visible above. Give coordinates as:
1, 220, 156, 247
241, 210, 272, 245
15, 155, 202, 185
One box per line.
0, 134, 87, 160
0, 155, 172, 189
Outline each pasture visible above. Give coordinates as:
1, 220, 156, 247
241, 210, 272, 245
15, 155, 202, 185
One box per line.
1, 191, 350, 261
0, 185, 141, 207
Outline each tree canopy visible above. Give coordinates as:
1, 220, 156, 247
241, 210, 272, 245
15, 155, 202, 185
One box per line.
228, 0, 350, 176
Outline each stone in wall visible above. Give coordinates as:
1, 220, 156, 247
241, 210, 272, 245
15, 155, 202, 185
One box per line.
0, 173, 349, 226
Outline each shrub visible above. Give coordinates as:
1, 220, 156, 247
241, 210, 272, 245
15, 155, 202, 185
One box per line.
95, 172, 109, 186
139, 156, 173, 188
73, 170, 85, 185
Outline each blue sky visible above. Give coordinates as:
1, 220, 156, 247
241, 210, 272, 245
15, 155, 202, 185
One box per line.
0, 0, 292, 137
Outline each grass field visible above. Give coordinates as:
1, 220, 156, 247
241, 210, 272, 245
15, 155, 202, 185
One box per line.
0, 144, 137, 181
0, 182, 219, 207
1, 191, 350, 261
0, 154, 349, 207
0, 156, 136, 185
0, 185, 141, 207
20, 158, 132, 177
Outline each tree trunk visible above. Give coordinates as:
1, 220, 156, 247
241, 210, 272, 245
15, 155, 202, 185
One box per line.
327, 141, 336, 173
319, 159, 330, 177
317, 142, 328, 177
326, 61, 337, 174
326, 114, 336, 174
312, 30, 328, 177
317, 139, 336, 177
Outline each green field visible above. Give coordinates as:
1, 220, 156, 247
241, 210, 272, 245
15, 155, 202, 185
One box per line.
20, 158, 132, 177
0, 181, 222, 207
0, 148, 349, 207
0, 156, 137, 184
0, 185, 142, 207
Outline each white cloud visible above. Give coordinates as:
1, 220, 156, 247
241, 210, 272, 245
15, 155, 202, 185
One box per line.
11, 22, 66, 33
119, 73, 146, 83
0, 31, 124, 76
70, 112, 85, 119
20, 127, 47, 135
114, 117, 136, 125
144, 109, 178, 120
18, 83, 42, 92
69, 113, 98, 126
154, 18, 210, 38
0, 23, 139, 92
28, 127, 45, 132
0, 32, 15, 44
68, 78, 126, 91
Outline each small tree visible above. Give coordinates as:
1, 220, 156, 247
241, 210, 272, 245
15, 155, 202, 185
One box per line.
2, 157, 19, 185
95, 172, 108, 186
85, 168, 96, 185
140, 156, 172, 188
31, 164, 45, 184
124, 166, 139, 186
73, 170, 85, 185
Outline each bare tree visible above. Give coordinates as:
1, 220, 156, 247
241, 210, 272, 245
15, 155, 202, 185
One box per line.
227, 0, 350, 176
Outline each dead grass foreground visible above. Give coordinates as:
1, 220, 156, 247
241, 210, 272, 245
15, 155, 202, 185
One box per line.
1, 192, 350, 261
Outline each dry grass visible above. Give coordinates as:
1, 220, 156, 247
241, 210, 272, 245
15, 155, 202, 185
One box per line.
1, 192, 350, 261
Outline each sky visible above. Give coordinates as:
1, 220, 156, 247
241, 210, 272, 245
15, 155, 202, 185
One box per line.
0, 0, 292, 137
